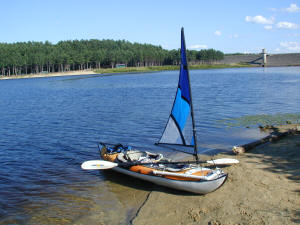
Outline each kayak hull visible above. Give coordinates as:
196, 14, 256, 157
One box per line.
112, 166, 227, 194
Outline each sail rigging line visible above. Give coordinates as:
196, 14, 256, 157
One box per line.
180, 27, 199, 162
154, 143, 196, 155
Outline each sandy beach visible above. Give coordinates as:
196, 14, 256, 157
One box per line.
0, 70, 96, 80
131, 134, 300, 225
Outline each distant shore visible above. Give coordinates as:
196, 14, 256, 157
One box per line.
0, 70, 97, 80
1, 52, 299, 80
0, 64, 255, 80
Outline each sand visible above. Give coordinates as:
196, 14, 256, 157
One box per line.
131, 134, 300, 225
0, 70, 96, 80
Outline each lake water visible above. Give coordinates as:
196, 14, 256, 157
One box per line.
1, 67, 300, 224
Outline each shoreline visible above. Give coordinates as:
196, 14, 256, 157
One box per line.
0, 64, 249, 80
0, 70, 97, 80
131, 133, 300, 225
1, 64, 299, 81
1, 52, 299, 81
0, 64, 261, 81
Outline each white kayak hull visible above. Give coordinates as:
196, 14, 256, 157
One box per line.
112, 166, 227, 194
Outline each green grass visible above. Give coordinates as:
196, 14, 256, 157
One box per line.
189, 63, 254, 69
94, 63, 256, 74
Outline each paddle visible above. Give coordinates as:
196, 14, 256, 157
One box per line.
81, 158, 239, 170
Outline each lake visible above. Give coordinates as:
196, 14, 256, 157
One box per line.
0, 67, 300, 224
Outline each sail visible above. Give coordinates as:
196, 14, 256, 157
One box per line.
157, 28, 196, 147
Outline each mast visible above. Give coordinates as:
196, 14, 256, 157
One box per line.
181, 27, 199, 162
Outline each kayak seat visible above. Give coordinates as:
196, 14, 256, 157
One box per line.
117, 150, 163, 163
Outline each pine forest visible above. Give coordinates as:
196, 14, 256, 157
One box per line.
0, 39, 224, 76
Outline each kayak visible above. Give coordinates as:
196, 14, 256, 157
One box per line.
99, 143, 227, 194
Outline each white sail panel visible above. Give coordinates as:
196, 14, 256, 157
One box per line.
159, 117, 183, 145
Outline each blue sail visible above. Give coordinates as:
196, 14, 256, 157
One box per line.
158, 28, 195, 147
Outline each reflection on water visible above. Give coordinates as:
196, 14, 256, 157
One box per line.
0, 67, 300, 224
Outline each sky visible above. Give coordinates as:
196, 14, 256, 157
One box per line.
1, 0, 300, 54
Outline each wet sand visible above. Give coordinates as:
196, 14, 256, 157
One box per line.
132, 134, 300, 225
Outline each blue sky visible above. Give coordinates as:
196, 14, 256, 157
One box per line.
1, 0, 299, 53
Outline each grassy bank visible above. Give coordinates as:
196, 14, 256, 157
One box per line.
94, 63, 255, 74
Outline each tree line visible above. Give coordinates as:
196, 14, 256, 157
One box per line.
0, 39, 224, 76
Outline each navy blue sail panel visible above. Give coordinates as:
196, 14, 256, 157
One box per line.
157, 30, 194, 146
179, 30, 191, 103
179, 64, 191, 103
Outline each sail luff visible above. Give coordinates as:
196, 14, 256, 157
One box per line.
180, 28, 199, 162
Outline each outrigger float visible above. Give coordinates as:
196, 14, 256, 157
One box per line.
81, 28, 238, 194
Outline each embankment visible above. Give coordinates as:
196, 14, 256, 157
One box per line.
220, 53, 300, 67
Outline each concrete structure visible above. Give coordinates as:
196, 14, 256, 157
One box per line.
262, 49, 267, 67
